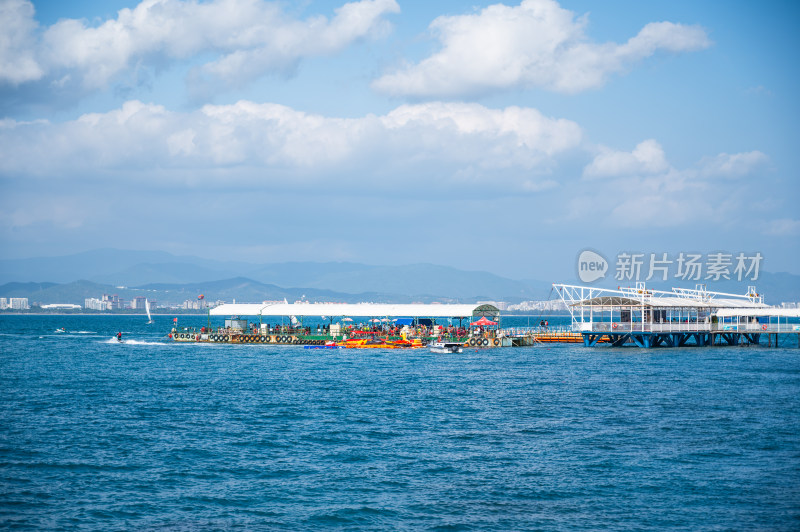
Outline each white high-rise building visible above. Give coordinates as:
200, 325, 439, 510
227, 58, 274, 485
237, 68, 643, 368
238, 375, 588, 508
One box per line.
0, 298, 7, 309
85, 298, 110, 310
9, 298, 29, 310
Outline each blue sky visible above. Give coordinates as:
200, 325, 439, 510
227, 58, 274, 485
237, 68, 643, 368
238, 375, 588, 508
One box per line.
1, 0, 798, 282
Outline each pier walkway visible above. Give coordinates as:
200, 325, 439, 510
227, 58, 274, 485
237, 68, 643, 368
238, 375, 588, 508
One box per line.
553, 282, 800, 348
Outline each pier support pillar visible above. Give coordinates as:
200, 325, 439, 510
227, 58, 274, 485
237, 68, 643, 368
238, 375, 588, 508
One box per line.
582, 333, 605, 347
743, 333, 760, 345
631, 334, 651, 348
721, 333, 738, 346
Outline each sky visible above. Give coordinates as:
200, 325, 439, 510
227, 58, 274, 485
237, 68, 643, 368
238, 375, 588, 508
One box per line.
0, 0, 798, 282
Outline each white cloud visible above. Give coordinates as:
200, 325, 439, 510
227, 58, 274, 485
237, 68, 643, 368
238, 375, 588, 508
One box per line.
0, 0, 43, 84
607, 191, 708, 227
569, 141, 772, 228
583, 139, 669, 179
167, 128, 196, 156
372, 0, 710, 98
1, 194, 91, 230
382, 102, 582, 157
765, 218, 800, 236
698, 150, 768, 178
583, 142, 769, 184
1, 0, 399, 94
0, 99, 582, 192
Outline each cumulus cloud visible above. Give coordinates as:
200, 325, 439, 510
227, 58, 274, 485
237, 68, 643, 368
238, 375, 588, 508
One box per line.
583, 142, 769, 184
569, 140, 771, 228
372, 0, 710, 98
0, 0, 399, 97
0, 99, 582, 192
698, 150, 769, 178
583, 139, 669, 179
0, 0, 43, 84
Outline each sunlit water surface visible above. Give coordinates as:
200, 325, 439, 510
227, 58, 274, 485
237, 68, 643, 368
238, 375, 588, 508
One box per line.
1, 315, 799, 530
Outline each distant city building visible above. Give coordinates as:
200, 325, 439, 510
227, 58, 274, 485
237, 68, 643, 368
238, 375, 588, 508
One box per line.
131, 296, 147, 309
506, 300, 568, 312
477, 300, 508, 311
40, 304, 82, 310
0, 298, 7, 310
9, 298, 29, 310
85, 298, 110, 311
102, 294, 125, 310
182, 299, 210, 310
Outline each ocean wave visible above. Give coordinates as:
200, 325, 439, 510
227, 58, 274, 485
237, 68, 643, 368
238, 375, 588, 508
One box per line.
102, 338, 169, 346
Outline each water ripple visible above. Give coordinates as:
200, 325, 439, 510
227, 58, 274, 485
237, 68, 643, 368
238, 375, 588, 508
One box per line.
1, 315, 799, 530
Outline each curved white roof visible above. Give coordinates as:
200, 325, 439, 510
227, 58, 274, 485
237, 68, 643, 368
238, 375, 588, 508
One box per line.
210, 302, 498, 318
715, 308, 800, 318
556, 283, 770, 310
574, 295, 769, 309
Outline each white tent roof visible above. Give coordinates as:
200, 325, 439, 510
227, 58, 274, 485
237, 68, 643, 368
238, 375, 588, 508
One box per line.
209, 302, 497, 318
575, 295, 769, 309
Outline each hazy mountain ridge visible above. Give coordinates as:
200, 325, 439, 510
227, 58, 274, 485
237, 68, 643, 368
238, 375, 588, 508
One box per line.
0, 249, 554, 302
0, 277, 426, 307
0, 249, 797, 305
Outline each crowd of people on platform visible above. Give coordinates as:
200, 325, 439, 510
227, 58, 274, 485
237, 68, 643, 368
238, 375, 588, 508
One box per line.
215, 321, 500, 339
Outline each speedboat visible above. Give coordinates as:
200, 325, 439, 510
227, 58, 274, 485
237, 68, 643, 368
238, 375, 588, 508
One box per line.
428, 341, 463, 354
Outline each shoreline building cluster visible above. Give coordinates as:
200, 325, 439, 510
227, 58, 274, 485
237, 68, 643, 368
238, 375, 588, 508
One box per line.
85, 294, 122, 310
0, 297, 30, 310
182, 298, 214, 310
84, 294, 160, 311
506, 300, 568, 312
84, 293, 215, 310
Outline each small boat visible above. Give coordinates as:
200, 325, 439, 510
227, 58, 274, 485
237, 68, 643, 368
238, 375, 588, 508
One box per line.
428, 341, 463, 354
55, 327, 66, 333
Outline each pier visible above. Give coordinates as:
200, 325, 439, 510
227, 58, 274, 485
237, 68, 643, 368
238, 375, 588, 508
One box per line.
168, 288, 799, 348
172, 302, 504, 347
554, 282, 800, 348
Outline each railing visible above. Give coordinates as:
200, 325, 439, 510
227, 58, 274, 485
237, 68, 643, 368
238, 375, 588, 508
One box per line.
584, 322, 712, 333
572, 322, 800, 334
728, 324, 800, 333
500, 326, 574, 337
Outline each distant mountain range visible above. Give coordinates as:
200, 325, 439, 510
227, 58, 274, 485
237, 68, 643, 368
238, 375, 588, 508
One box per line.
0, 278, 413, 307
0, 248, 797, 306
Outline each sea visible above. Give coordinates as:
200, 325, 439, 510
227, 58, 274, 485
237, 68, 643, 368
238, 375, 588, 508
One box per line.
1, 314, 799, 530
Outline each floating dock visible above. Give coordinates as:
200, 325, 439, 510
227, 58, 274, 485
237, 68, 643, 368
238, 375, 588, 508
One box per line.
168, 288, 799, 348
171, 302, 505, 348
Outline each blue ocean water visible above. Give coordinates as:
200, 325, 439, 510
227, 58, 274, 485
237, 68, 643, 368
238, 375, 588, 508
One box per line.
1, 314, 799, 530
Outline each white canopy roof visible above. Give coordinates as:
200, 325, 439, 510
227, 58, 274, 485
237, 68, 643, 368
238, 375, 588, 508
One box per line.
574, 295, 768, 309
209, 302, 498, 318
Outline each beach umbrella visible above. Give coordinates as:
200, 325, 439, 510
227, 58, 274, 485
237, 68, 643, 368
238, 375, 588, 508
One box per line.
470, 316, 497, 326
